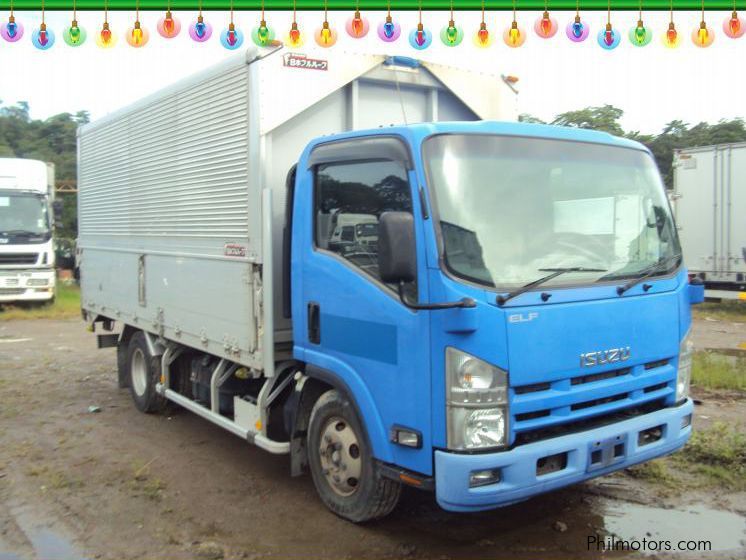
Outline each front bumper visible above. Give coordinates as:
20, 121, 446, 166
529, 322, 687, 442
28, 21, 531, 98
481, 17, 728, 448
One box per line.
0, 269, 56, 302
435, 399, 693, 512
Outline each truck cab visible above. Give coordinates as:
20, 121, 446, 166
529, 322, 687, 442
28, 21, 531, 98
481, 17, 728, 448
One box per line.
290, 121, 702, 515
0, 158, 56, 304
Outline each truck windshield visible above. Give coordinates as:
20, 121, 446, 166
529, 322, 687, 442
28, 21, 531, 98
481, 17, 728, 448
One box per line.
0, 192, 50, 236
423, 135, 681, 289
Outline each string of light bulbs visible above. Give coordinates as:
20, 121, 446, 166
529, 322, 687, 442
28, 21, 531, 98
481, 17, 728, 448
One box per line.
2, 2, 743, 51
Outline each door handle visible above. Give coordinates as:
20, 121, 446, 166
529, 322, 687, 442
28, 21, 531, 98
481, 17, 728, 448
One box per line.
308, 302, 320, 344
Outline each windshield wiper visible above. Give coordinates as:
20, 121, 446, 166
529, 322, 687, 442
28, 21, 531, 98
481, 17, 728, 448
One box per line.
616, 254, 682, 295
496, 267, 607, 306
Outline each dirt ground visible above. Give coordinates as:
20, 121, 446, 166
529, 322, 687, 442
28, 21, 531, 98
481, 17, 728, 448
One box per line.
1, 318, 745, 560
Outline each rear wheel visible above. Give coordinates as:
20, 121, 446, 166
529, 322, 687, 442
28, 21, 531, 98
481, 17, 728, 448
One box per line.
126, 332, 166, 413
307, 390, 401, 522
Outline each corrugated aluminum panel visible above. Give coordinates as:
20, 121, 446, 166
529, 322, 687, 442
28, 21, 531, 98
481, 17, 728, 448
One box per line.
79, 64, 251, 240
674, 143, 746, 283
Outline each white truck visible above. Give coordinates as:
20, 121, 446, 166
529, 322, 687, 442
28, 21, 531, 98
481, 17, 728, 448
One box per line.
0, 158, 57, 304
673, 143, 746, 300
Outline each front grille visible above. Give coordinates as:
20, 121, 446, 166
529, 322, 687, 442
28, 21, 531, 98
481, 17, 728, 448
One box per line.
571, 392, 628, 411
0, 288, 25, 295
514, 382, 551, 395
572, 367, 631, 386
511, 357, 676, 447
515, 398, 667, 446
0, 253, 38, 265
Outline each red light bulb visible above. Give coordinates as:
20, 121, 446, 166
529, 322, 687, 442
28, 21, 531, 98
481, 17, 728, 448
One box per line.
540, 12, 552, 35
351, 10, 364, 36
415, 22, 425, 46
478, 22, 489, 44
667, 23, 677, 43
730, 14, 741, 35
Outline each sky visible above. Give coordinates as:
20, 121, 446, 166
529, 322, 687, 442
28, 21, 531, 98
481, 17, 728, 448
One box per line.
0, 9, 744, 134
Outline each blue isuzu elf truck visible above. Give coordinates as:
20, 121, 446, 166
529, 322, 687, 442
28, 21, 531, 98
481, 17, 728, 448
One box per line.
78, 50, 704, 522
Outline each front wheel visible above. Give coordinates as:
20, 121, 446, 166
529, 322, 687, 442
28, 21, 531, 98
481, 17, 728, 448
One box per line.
307, 390, 401, 522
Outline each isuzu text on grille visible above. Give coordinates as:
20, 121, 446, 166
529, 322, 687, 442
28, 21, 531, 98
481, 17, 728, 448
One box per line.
580, 347, 632, 368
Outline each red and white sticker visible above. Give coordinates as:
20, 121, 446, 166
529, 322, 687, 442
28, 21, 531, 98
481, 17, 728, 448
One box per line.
283, 53, 329, 71
224, 243, 247, 258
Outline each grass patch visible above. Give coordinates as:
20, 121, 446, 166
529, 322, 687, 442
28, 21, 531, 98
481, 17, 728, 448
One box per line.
693, 301, 746, 323
625, 460, 678, 487
0, 282, 80, 321
128, 459, 166, 501
673, 422, 746, 490
692, 351, 746, 392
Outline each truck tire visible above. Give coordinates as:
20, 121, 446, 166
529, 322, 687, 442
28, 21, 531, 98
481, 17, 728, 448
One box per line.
126, 332, 166, 414
307, 389, 401, 522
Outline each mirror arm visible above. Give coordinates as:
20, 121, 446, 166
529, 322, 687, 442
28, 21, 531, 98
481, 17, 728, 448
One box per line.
398, 281, 476, 311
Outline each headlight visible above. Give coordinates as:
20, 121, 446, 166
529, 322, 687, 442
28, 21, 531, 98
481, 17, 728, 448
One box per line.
446, 348, 508, 450
676, 328, 694, 402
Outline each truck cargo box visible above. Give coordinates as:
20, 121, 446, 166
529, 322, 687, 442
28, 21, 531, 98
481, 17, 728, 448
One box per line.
673, 142, 746, 298
78, 48, 516, 373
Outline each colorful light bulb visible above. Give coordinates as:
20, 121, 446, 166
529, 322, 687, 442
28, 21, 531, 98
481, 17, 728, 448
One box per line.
534, 10, 558, 38
346, 9, 370, 38
629, 19, 652, 46
377, 15, 401, 42
189, 15, 212, 42
63, 19, 87, 46
95, 21, 117, 47
286, 21, 304, 47
440, 19, 463, 46
251, 19, 275, 45
692, 20, 714, 47
660, 21, 679, 47
220, 22, 244, 49
31, 22, 55, 49
723, 10, 745, 38
408, 22, 432, 49
157, 10, 181, 38
126, 20, 149, 47
503, 20, 526, 47
566, 15, 589, 42
1, 15, 24, 41
314, 20, 337, 47
597, 22, 620, 49
474, 21, 492, 47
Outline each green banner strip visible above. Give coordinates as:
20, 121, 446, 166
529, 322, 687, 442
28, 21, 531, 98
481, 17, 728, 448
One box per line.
0, 0, 736, 9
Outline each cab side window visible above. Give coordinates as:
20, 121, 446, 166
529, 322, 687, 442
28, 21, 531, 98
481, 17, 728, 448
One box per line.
315, 160, 413, 281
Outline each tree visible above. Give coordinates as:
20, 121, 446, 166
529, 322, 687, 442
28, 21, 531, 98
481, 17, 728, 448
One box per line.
518, 113, 546, 124
551, 105, 625, 136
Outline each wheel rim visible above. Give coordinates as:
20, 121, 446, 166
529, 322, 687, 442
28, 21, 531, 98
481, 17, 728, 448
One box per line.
318, 416, 363, 497
131, 348, 148, 397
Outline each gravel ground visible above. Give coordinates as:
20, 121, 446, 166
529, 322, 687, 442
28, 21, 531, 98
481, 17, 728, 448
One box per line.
0, 318, 744, 560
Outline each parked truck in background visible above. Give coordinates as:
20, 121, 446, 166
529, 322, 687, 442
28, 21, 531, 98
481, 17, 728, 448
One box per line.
0, 158, 57, 304
673, 143, 746, 300
79, 48, 704, 522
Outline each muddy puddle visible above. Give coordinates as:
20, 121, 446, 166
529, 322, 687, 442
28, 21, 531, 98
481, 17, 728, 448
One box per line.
0, 503, 88, 560
602, 502, 746, 555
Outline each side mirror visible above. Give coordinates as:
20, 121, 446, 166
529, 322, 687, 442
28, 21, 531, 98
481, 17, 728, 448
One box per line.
378, 212, 416, 284
378, 211, 476, 311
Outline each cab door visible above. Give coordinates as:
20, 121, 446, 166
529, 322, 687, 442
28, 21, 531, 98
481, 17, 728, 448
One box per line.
292, 136, 433, 475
